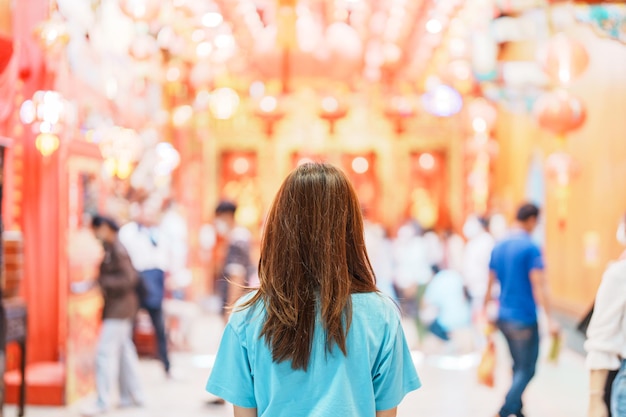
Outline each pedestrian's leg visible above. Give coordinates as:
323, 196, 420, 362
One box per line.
94, 320, 124, 410
428, 319, 450, 341
497, 321, 539, 417
147, 307, 170, 374
119, 319, 145, 407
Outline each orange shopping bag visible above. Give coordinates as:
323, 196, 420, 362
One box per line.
477, 334, 496, 387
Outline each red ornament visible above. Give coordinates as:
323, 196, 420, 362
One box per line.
533, 89, 586, 136
537, 33, 589, 86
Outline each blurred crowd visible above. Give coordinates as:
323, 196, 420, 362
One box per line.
362, 213, 508, 355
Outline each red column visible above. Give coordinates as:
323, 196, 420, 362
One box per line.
14, 0, 63, 365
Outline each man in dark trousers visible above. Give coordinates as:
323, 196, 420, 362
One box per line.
484, 203, 559, 417
119, 203, 171, 378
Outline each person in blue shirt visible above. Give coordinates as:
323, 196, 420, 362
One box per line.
206, 163, 421, 417
484, 203, 559, 417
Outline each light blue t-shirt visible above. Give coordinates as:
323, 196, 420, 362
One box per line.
423, 270, 471, 331
206, 291, 421, 417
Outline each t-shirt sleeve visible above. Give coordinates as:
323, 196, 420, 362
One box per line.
206, 324, 256, 408
529, 244, 544, 271
372, 318, 421, 411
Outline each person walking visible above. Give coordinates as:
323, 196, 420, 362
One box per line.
119, 203, 171, 377
212, 200, 252, 323
462, 215, 495, 313
206, 163, 420, 417
82, 215, 144, 416
484, 203, 559, 417
585, 213, 626, 417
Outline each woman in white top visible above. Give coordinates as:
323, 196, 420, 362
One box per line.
585, 214, 626, 417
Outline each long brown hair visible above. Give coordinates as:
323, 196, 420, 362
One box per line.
241, 163, 378, 370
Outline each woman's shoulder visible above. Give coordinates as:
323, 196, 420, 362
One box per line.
228, 290, 265, 331
351, 292, 401, 322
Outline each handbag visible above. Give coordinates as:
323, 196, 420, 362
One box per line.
477, 334, 496, 387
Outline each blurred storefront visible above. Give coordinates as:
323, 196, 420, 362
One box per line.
0, 0, 625, 407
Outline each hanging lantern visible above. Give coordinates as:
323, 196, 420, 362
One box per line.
537, 33, 589, 86
20, 90, 73, 156
533, 89, 586, 138
96, 126, 143, 179
35, 133, 60, 157
34, 11, 70, 54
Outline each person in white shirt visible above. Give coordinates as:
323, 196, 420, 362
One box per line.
159, 200, 198, 351
462, 215, 496, 313
364, 217, 396, 300
586, 214, 626, 417
393, 223, 432, 318
119, 202, 171, 377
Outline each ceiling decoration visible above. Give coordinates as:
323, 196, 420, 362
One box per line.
34, 0, 606, 138
576, 4, 626, 44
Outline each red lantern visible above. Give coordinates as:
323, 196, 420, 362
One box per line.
533, 89, 586, 137
537, 33, 589, 86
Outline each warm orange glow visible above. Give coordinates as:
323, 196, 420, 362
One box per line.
35, 133, 59, 157
209, 88, 240, 120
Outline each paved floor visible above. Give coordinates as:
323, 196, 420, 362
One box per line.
5, 312, 588, 417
